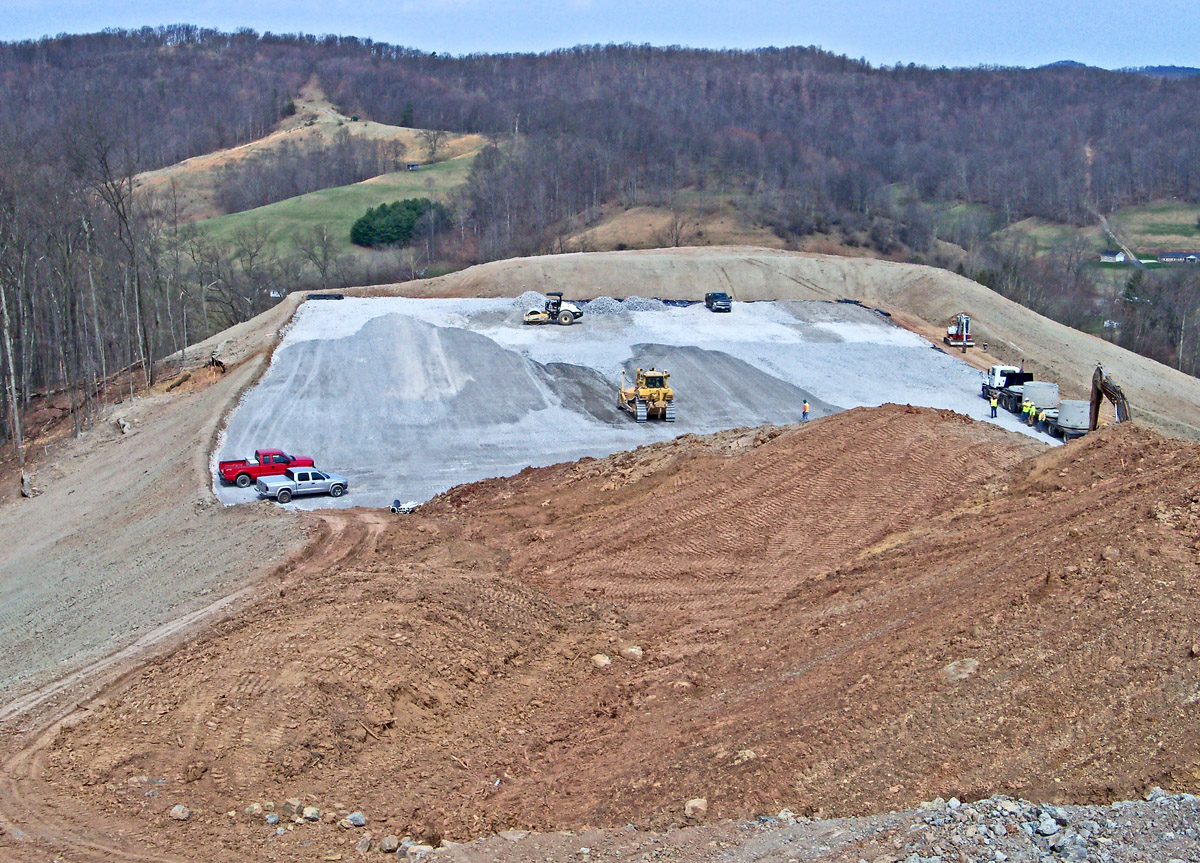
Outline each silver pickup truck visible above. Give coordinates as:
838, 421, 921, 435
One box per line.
257, 467, 348, 503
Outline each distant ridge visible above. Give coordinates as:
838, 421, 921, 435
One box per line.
1042, 59, 1092, 69
1123, 65, 1200, 78
1040, 61, 1200, 78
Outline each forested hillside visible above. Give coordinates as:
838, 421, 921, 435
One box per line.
2, 27, 1200, 467
320, 46, 1200, 245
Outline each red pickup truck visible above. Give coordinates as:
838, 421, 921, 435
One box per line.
218, 449, 315, 488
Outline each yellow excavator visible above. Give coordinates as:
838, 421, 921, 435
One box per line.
618, 368, 675, 422
1089, 365, 1132, 431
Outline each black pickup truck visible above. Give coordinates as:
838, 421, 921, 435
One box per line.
704, 291, 732, 312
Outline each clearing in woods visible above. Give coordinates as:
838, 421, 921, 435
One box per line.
136, 78, 483, 228
186, 156, 476, 254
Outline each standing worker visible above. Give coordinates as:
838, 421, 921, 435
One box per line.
1038, 408, 1046, 432
989, 394, 998, 418
802, 399, 810, 422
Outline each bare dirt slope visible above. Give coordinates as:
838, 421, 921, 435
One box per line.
0, 296, 308, 725
372, 246, 1200, 439
5, 406, 1199, 862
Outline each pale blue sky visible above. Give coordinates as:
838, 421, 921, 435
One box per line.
1, 0, 1198, 69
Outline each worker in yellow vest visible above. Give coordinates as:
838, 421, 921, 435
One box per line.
989, 395, 998, 418
1037, 408, 1046, 431
1021, 400, 1031, 424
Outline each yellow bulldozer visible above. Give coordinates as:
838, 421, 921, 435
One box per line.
618, 368, 675, 422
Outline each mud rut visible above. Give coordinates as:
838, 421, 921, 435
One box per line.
0, 510, 390, 862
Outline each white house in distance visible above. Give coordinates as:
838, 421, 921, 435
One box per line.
1100, 249, 1127, 263
1158, 251, 1200, 264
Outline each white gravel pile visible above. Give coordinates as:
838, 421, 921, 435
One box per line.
514, 290, 548, 309
623, 296, 667, 312
581, 296, 625, 315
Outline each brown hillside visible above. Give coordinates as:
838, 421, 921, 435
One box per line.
7, 407, 1198, 861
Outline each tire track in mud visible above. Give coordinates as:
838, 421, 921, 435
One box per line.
521, 413, 1014, 633
0, 510, 387, 863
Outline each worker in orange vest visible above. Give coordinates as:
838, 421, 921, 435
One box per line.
802, 399, 810, 421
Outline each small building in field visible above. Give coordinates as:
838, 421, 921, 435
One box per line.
405, 162, 421, 171
1100, 249, 1127, 263
1158, 250, 1200, 263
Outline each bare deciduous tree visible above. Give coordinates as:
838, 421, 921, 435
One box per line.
418, 128, 447, 163
292, 224, 342, 291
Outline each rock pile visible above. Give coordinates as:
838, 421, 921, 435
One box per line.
580, 296, 625, 315
514, 291, 548, 309
623, 296, 666, 312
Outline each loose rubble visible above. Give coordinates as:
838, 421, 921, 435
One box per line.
621, 295, 667, 312
168, 803, 190, 821
356, 791, 1199, 862
513, 290, 548, 309
580, 296, 625, 315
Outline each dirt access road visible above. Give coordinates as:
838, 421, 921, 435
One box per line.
0, 296, 309, 724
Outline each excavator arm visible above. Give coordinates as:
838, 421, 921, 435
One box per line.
1089, 365, 1132, 431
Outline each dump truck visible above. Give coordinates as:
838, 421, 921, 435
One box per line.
523, 291, 583, 326
618, 368, 675, 422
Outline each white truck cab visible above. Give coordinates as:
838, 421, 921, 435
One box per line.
984, 365, 1023, 388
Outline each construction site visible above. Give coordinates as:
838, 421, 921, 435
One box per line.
2, 247, 1200, 862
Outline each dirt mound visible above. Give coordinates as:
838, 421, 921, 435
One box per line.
6, 405, 1200, 860
368, 246, 1200, 440
32, 405, 1200, 861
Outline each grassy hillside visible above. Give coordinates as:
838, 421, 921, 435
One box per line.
998, 199, 1200, 257
187, 154, 475, 253
1107, 200, 1200, 250
136, 78, 486, 224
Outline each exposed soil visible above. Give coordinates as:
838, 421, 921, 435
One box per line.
0, 294, 307, 718
3, 406, 1199, 861
568, 204, 789, 252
